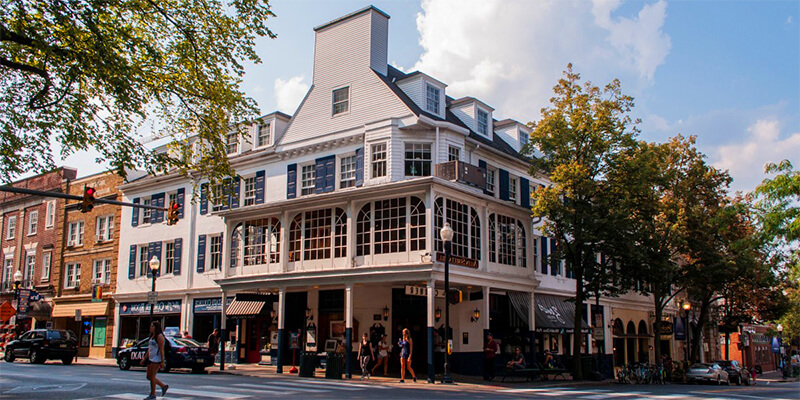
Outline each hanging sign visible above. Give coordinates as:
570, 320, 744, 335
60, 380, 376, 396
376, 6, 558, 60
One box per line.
405, 285, 445, 298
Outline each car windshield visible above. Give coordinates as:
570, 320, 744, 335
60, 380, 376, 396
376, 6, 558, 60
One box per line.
714, 361, 732, 367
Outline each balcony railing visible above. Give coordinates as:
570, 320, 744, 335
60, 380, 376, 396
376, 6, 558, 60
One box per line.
434, 161, 486, 190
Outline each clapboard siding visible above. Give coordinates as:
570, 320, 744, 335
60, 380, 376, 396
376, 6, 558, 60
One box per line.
397, 76, 424, 110
370, 11, 389, 75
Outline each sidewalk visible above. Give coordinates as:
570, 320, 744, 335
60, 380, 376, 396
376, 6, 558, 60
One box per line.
757, 369, 800, 384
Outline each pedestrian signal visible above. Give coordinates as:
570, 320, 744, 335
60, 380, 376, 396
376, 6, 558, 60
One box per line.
447, 289, 462, 305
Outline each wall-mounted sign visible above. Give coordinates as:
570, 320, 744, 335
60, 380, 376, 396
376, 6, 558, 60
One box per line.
193, 298, 233, 314
436, 252, 478, 268
659, 321, 674, 335
405, 285, 445, 298
120, 300, 182, 315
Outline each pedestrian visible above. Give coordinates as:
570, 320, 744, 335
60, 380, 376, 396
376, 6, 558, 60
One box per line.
506, 347, 526, 370
749, 366, 757, 385
141, 321, 169, 400
207, 329, 219, 361
359, 333, 375, 380
398, 328, 416, 383
371, 335, 390, 376
182, 330, 192, 339
483, 333, 498, 381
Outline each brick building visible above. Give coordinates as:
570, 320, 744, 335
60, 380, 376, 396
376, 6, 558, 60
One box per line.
1, 168, 77, 331
52, 172, 123, 358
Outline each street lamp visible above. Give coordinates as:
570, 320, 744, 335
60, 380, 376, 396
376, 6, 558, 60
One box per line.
680, 300, 691, 365
440, 222, 454, 384
148, 256, 160, 326
13, 270, 22, 336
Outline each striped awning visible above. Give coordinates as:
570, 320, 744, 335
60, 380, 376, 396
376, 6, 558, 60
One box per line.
225, 300, 266, 317
52, 301, 108, 318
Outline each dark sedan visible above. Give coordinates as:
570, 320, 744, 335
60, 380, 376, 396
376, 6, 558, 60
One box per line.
3, 329, 78, 364
714, 359, 751, 385
116, 336, 214, 373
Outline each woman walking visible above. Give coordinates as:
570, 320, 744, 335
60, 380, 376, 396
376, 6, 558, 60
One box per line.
359, 333, 375, 380
141, 321, 169, 399
398, 328, 416, 383
371, 335, 390, 376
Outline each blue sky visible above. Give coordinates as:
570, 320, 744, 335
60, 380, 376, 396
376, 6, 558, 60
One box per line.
61, 0, 799, 193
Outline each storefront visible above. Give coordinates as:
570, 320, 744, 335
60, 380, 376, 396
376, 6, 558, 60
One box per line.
534, 294, 591, 361
225, 292, 278, 364
52, 300, 111, 358
117, 300, 181, 349
192, 297, 233, 344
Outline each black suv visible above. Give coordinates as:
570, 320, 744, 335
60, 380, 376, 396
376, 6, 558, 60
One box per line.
3, 329, 79, 365
714, 359, 751, 386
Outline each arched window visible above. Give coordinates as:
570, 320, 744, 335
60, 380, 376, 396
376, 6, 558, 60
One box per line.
489, 213, 527, 267
231, 223, 242, 267
434, 197, 480, 261
626, 321, 637, 336
355, 196, 426, 255
356, 203, 371, 256
288, 208, 348, 262
638, 320, 648, 336
243, 217, 281, 266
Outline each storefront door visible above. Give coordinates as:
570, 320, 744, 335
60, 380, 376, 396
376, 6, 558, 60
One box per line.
392, 288, 427, 375
245, 317, 265, 363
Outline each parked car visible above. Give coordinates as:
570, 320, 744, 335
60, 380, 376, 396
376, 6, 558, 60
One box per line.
3, 329, 78, 365
714, 360, 751, 386
686, 363, 730, 385
116, 336, 213, 373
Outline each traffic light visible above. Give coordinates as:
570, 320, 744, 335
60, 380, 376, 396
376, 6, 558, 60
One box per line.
447, 289, 462, 305
80, 186, 95, 213
166, 201, 180, 225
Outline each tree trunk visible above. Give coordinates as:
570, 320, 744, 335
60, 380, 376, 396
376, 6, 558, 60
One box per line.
573, 268, 585, 380
690, 296, 711, 363
653, 295, 664, 365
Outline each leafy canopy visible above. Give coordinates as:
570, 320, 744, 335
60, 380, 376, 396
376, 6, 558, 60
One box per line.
1, 0, 276, 183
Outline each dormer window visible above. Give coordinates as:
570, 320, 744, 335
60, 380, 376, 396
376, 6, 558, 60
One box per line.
332, 86, 350, 116
519, 129, 529, 150
426, 84, 440, 114
477, 109, 489, 135
257, 123, 271, 147
226, 131, 239, 154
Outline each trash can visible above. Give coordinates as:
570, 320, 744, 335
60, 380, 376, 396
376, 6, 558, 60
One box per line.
299, 352, 316, 377
326, 353, 345, 379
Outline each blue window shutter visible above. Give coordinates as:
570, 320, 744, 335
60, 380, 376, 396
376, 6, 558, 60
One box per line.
131, 198, 140, 227
314, 158, 325, 194
153, 193, 165, 222
478, 160, 491, 195
128, 245, 137, 279
499, 169, 510, 201
255, 170, 265, 204
550, 238, 558, 276
176, 188, 185, 219
355, 148, 364, 187
197, 235, 206, 273
287, 164, 297, 199
541, 237, 548, 275
173, 238, 182, 276
231, 177, 241, 209
520, 178, 530, 208
324, 156, 335, 192
200, 184, 208, 215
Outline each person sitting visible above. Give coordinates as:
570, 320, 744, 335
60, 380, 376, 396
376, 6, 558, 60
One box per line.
543, 350, 555, 368
506, 347, 526, 370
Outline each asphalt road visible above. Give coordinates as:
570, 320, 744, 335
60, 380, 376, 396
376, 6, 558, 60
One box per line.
1, 361, 798, 399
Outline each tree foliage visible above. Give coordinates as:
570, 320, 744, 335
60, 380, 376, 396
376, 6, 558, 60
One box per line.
1, 0, 276, 183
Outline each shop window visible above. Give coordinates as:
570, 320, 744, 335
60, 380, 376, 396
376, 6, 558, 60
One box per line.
356, 196, 427, 255
434, 197, 481, 261
334, 208, 347, 258
288, 209, 348, 262
243, 218, 281, 266
489, 213, 527, 267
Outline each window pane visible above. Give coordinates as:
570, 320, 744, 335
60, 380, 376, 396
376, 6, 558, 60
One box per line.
371, 143, 387, 178
340, 155, 356, 188
301, 165, 316, 196
404, 143, 431, 177
332, 87, 349, 115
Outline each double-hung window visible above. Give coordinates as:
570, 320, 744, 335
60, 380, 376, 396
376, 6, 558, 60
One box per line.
426, 84, 440, 114
371, 143, 387, 178
404, 143, 431, 177
509, 176, 518, 203
448, 146, 460, 162
340, 155, 356, 188
477, 109, 489, 135
141, 198, 152, 224
96, 215, 114, 242
93, 259, 111, 284
24, 254, 35, 287
41, 252, 52, 282
164, 241, 175, 274
68, 221, 84, 246
243, 176, 257, 206
45, 201, 56, 228
27, 211, 38, 235
6, 216, 15, 240
257, 123, 271, 147
209, 235, 222, 270
301, 165, 316, 196
486, 168, 496, 195
65, 263, 81, 288
138, 245, 148, 277
332, 87, 349, 115
2, 258, 11, 291
226, 131, 239, 154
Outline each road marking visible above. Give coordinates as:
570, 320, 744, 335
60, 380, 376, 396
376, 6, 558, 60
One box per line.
166, 388, 249, 399
110, 378, 142, 383
233, 383, 327, 393
499, 388, 569, 392
294, 378, 391, 389
100, 394, 145, 400
197, 385, 294, 396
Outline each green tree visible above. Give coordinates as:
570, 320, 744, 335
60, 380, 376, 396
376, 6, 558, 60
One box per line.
527, 64, 639, 379
1, 0, 276, 183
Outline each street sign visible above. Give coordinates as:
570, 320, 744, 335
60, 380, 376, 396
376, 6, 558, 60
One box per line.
74, 309, 82, 321
0, 301, 15, 323
147, 291, 158, 305
593, 313, 604, 341
17, 289, 31, 314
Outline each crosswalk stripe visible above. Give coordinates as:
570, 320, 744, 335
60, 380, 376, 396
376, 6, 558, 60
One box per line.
294, 379, 390, 389
166, 388, 249, 399
233, 382, 327, 393
197, 385, 294, 396
103, 394, 149, 400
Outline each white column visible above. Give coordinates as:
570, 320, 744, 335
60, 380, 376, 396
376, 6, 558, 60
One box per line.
485, 287, 492, 331
427, 280, 436, 328
112, 301, 121, 356
345, 284, 353, 330
280, 211, 289, 273
277, 287, 286, 330
528, 291, 535, 332
346, 200, 355, 268
426, 188, 435, 261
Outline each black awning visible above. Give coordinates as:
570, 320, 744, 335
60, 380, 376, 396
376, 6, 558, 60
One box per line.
534, 294, 591, 334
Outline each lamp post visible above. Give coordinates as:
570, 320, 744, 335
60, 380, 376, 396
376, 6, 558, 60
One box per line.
440, 222, 454, 384
680, 300, 691, 365
148, 256, 160, 326
13, 270, 22, 337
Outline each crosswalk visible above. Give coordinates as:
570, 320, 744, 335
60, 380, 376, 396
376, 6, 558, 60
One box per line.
495, 387, 795, 400
84, 379, 391, 399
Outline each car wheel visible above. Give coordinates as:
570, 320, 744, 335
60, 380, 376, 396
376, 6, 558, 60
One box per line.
118, 355, 131, 370
30, 349, 45, 364
62, 357, 74, 365
3, 350, 14, 362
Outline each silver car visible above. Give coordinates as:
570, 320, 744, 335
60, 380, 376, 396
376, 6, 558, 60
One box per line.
686, 363, 730, 385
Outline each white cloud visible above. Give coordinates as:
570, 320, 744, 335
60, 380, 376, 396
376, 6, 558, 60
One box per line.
714, 118, 800, 193
274, 75, 309, 114
409, 0, 672, 121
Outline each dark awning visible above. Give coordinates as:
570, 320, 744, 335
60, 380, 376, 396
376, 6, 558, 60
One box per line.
225, 293, 276, 318
534, 294, 591, 334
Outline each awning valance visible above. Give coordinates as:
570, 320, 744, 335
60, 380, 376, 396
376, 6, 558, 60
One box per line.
52, 301, 108, 318
534, 294, 591, 334
225, 293, 276, 318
